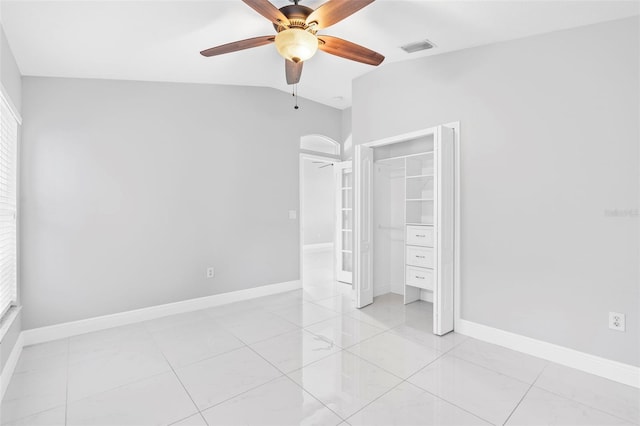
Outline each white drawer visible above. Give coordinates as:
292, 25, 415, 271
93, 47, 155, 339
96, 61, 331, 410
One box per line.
406, 265, 434, 291
406, 225, 434, 247
406, 246, 434, 268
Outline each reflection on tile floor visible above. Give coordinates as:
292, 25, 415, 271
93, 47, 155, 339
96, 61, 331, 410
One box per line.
2, 250, 638, 425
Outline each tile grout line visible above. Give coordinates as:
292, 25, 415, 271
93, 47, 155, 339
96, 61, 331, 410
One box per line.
150, 340, 247, 371
4, 291, 342, 425
146, 324, 212, 426
501, 361, 548, 425
26, 290, 634, 426
0, 355, 68, 424
302, 318, 389, 351
281, 373, 347, 422
443, 351, 537, 387
161, 351, 209, 426
197, 374, 286, 415
191, 332, 295, 415
149, 303, 343, 421
286, 346, 426, 422
282, 310, 462, 392
233, 323, 303, 346
340, 334, 495, 425
267, 307, 340, 329
233, 320, 349, 422
529, 381, 639, 425
401, 337, 496, 425
531, 359, 640, 424
339, 376, 408, 423
64, 328, 194, 405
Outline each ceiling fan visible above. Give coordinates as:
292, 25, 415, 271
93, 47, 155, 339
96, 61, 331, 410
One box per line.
199, 0, 385, 85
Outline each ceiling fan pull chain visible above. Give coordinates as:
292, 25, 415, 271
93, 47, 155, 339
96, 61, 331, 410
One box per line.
293, 84, 299, 110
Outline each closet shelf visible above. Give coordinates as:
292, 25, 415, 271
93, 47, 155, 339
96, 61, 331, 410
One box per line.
376, 151, 434, 163
406, 222, 434, 226
406, 174, 434, 179
406, 198, 434, 201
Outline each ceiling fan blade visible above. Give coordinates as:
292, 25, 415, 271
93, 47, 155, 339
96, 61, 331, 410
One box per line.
306, 0, 374, 29
318, 36, 384, 66
242, 0, 290, 26
200, 36, 275, 57
285, 60, 303, 85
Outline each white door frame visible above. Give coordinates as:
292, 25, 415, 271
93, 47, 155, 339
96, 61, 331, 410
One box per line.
355, 122, 462, 328
353, 145, 374, 307
299, 152, 339, 287
334, 160, 353, 284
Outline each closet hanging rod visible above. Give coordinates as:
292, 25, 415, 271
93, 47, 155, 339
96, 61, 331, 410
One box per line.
375, 150, 434, 164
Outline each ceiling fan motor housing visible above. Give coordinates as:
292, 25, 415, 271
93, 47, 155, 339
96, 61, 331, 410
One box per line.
273, 4, 315, 32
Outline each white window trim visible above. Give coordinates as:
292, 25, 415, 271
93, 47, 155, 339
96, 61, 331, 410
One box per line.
0, 83, 21, 125
0, 82, 20, 322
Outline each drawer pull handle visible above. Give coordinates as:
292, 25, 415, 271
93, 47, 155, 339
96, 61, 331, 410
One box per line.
415, 275, 425, 279
416, 255, 425, 259
416, 234, 425, 238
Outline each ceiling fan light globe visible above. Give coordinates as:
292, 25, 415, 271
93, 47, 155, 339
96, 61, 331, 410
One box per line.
275, 28, 318, 63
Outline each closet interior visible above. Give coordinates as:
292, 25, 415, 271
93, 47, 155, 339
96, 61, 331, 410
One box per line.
364, 126, 455, 335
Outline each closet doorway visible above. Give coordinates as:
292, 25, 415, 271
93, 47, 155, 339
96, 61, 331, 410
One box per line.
300, 154, 336, 293
353, 124, 460, 335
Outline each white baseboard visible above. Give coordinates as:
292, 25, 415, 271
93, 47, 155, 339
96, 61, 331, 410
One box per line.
303, 243, 334, 252
456, 319, 640, 389
1, 332, 23, 400
22, 280, 301, 347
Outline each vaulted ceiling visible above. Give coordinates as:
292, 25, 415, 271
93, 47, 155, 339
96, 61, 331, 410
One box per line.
1, 0, 638, 109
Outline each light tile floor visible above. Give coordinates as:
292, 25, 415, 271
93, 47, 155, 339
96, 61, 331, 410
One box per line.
2, 251, 639, 425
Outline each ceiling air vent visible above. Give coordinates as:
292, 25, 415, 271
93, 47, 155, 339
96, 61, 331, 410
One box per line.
400, 39, 435, 54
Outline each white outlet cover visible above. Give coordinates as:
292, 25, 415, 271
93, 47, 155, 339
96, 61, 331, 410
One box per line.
207, 267, 215, 278
608, 312, 625, 332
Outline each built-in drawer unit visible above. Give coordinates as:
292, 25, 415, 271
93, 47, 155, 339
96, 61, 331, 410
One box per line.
406, 246, 434, 269
406, 225, 434, 247
405, 265, 434, 291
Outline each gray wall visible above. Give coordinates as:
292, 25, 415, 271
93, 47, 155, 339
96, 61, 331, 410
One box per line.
303, 158, 335, 245
341, 107, 353, 160
20, 77, 341, 329
0, 24, 21, 374
352, 17, 639, 366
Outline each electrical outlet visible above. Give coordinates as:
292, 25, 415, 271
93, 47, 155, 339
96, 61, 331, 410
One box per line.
206, 267, 215, 278
609, 312, 625, 332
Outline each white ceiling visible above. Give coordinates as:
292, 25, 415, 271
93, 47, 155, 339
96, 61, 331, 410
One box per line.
1, 0, 638, 109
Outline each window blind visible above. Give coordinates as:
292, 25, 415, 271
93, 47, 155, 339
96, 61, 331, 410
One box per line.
0, 95, 17, 317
